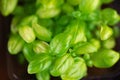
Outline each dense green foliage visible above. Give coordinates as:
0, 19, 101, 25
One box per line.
1, 0, 120, 80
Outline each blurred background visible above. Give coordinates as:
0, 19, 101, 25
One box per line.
0, 13, 11, 80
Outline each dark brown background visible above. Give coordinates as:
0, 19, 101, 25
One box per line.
0, 14, 10, 80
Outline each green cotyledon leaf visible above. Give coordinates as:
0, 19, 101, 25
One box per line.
101, 8, 120, 26
79, 0, 100, 14
91, 48, 120, 68
36, 71, 50, 80
23, 43, 36, 62
73, 42, 98, 55
50, 53, 74, 77
28, 54, 52, 74
8, 34, 25, 55
38, 18, 54, 29
100, 24, 113, 40
90, 38, 101, 50
0, 0, 18, 16
36, 6, 61, 19
67, 0, 81, 6
18, 25, 36, 43
32, 20, 52, 42
10, 16, 22, 34
33, 40, 50, 54
61, 57, 87, 80
50, 33, 72, 57
70, 20, 87, 45
11, 15, 37, 35
102, 37, 115, 49
62, 3, 74, 14
36, 0, 64, 18
19, 15, 37, 26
